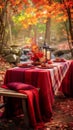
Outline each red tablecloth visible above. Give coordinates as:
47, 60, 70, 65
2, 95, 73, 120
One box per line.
59, 60, 73, 97
3, 67, 54, 128
2, 60, 73, 128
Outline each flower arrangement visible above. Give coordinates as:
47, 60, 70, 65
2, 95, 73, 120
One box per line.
30, 44, 44, 62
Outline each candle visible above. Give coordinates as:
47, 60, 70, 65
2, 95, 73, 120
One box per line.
47, 51, 51, 60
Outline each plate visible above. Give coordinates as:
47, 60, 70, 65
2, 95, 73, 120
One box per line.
32, 62, 41, 66
53, 58, 66, 62
37, 65, 54, 69
18, 63, 34, 68
53, 60, 66, 62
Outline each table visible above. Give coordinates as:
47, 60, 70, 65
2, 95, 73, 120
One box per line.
2, 60, 73, 128
59, 60, 73, 97
4, 66, 54, 119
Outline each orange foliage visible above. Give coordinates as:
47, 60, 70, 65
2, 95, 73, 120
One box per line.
0, 0, 73, 28
26, 7, 37, 14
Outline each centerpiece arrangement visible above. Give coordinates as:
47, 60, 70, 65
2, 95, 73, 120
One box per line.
30, 44, 44, 65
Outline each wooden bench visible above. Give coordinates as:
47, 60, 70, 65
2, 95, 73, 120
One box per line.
0, 87, 29, 127
0, 87, 40, 128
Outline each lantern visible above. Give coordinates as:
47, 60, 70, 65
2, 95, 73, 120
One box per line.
43, 43, 51, 62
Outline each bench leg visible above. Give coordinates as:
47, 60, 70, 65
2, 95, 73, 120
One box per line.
0, 103, 6, 109
22, 99, 30, 128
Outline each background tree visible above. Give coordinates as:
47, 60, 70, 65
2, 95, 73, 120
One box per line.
0, 0, 8, 51
0, 0, 29, 51
55, 0, 73, 55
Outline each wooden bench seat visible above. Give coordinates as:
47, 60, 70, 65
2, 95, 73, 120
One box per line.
0, 87, 40, 128
0, 87, 29, 127
0, 87, 27, 98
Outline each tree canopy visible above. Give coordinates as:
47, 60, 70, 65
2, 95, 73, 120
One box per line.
0, 0, 73, 51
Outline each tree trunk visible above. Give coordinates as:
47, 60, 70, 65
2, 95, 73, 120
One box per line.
44, 0, 52, 45
0, 0, 8, 52
7, 6, 13, 45
0, 13, 6, 51
61, 0, 73, 57
64, 21, 73, 57
67, 8, 73, 46
44, 18, 51, 44
67, 8, 73, 57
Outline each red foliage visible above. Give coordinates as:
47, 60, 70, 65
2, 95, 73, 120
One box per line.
31, 51, 43, 62
32, 0, 39, 4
